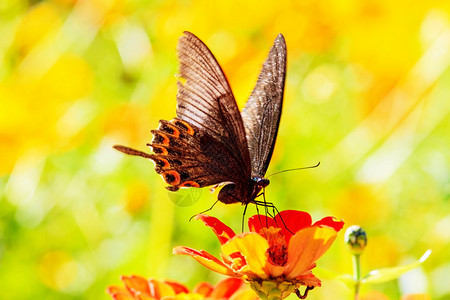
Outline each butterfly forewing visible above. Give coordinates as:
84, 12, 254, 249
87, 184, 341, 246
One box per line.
241, 34, 287, 178
176, 32, 251, 174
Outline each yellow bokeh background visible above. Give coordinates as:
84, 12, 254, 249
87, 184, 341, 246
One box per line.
1, 0, 449, 299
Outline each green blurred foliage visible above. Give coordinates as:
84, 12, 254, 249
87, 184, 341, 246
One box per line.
0, 0, 449, 299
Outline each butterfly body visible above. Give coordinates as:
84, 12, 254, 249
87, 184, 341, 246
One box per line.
114, 31, 286, 206
217, 177, 269, 205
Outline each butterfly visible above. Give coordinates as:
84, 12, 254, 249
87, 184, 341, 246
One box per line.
114, 31, 286, 206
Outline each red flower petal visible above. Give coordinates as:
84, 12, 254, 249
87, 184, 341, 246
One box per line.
313, 216, 344, 232
249, 210, 313, 243
121, 275, 150, 297
148, 279, 162, 298
296, 271, 322, 287
248, 214, 278, 233
284, 227, 338, 279
107, 291, 134, 300
195, 214, 236, 244
138, 294, 154, 300
193, 281, 214, 296
106, 286, 124, 295
148, 278, 177, 298
106, 286, 134, 300
173, 246, 237, 276
210, 278, 244, 299
163, 280, 190, 294
274, 210, 313, 240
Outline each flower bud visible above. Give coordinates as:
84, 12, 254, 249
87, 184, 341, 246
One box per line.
345, 225, 367, 255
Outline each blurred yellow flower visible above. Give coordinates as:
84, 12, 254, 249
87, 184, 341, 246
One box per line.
360, 290, 390, 300
13, 2, 61, 55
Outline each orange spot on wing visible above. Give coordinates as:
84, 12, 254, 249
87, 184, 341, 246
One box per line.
151, 145, 168, 155
158, 132, 170, 146
151, 157, 170, 169
180, 181, 200, 188
172, 119, 195, 135
162, 170, 181, 186
158, 121, 180, 138
168, 124, 180, 138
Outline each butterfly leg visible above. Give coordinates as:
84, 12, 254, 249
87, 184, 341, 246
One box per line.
254, 204, 274, 241
270, 204, 295, 235
189, 199, 220, 221
261, 191, 271, 227
241, 203, 250, 233
263, 189, 276, 224
252, 194, 275, 230
253, 203, 268, 234
251, 199, 294, 235
251, 199, 284, 239
251, 197, 277, 218
242, 202, 264, 232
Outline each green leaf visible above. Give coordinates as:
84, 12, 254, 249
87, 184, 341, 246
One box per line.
362, 250, 432, 284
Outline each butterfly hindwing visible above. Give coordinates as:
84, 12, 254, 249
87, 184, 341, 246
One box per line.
147, 118, 247, 195
241, 34, 287, 178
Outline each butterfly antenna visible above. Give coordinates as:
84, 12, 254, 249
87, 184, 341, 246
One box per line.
266, 162, 320, 179
189, 199, 220, 221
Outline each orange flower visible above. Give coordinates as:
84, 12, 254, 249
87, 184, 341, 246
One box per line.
173, 210, 344, 299
106, 275, 252, 300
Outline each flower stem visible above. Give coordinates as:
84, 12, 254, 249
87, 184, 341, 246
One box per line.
352, 254, 361, 300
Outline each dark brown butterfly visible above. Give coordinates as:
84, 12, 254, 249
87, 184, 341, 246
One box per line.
114, 31, 286, 206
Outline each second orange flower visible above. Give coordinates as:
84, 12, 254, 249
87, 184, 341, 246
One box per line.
174, 210, 344, 299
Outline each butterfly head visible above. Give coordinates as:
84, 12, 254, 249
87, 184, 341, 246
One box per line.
252, 177, 270, 188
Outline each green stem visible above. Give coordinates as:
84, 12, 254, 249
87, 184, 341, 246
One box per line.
353, 254, 361, 300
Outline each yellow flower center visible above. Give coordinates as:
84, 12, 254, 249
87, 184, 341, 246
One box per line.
261, 227, 288, 266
